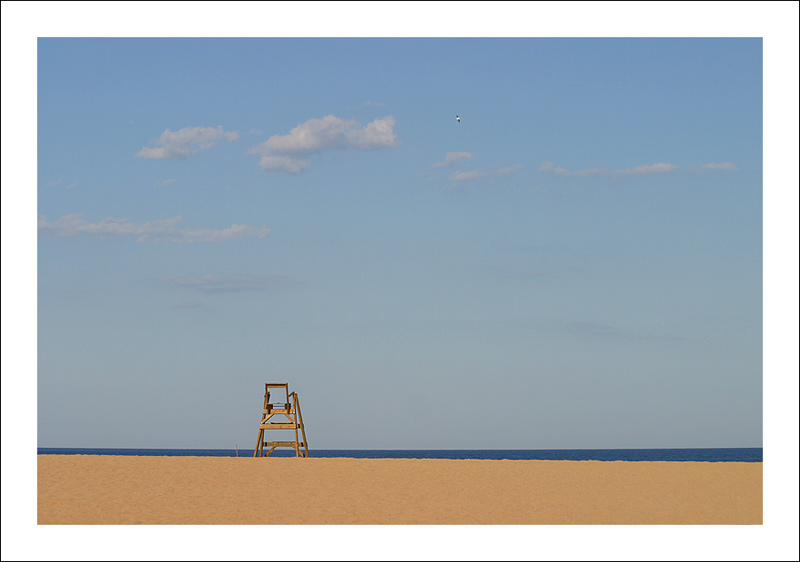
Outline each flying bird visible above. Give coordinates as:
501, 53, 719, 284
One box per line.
456, 115, 461, 123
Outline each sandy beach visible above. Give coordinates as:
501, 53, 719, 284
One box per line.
37, 455, 761, 525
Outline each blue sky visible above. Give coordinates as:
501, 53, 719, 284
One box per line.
3, 2, 799, 559
3, 4, 798, 451
33, 34, 768, 450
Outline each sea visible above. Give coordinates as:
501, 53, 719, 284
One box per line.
37, 447, 762, 462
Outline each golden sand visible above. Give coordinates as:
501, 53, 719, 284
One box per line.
37, 455, 762, 525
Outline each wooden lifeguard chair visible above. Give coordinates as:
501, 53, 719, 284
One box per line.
254, 383, 309, 457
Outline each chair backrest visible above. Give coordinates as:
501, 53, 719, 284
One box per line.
265, 382, 290, 405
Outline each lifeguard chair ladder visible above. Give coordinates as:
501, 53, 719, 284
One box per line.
254, 383, 310, 457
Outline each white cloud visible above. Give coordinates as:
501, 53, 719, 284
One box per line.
44, 178, 78, 189
247, 115, 398, 173
449, 169, 487, 184
136, 126, 239, 159
701, 162, 739, 170
254, 155, 309, 174
161, 274, 292, 294
538, 161, 574, 175
448, 164, 522, 187
494, 165, 523, 177
431, 152, 473, 168
569, 167, 612, 177
538, 161, 678, 177
38, 214, 270, 243
362, 101, 387, 107
618, 163, 679, 175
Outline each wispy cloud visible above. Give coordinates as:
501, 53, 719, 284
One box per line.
538, 161, 678, 177
362, 101, 387, 107
38, 214, 270, 243
173, 300, 204, 308
160, 274, 293, 294
564, 320, 615, 337
617, 163, 679, 175
44, 178, 78, 189
247, 114, 398, 173
448, 164, 522, 187
494, 165, 524, 177
136, 126, 239, 159
449, 169, 488, 184
558, 319, 687, 343
701, 162, 738, 171
431, 152, 473, 168
155, 178, 176, 187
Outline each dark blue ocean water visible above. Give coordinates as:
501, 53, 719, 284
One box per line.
37, 447, 762, 462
